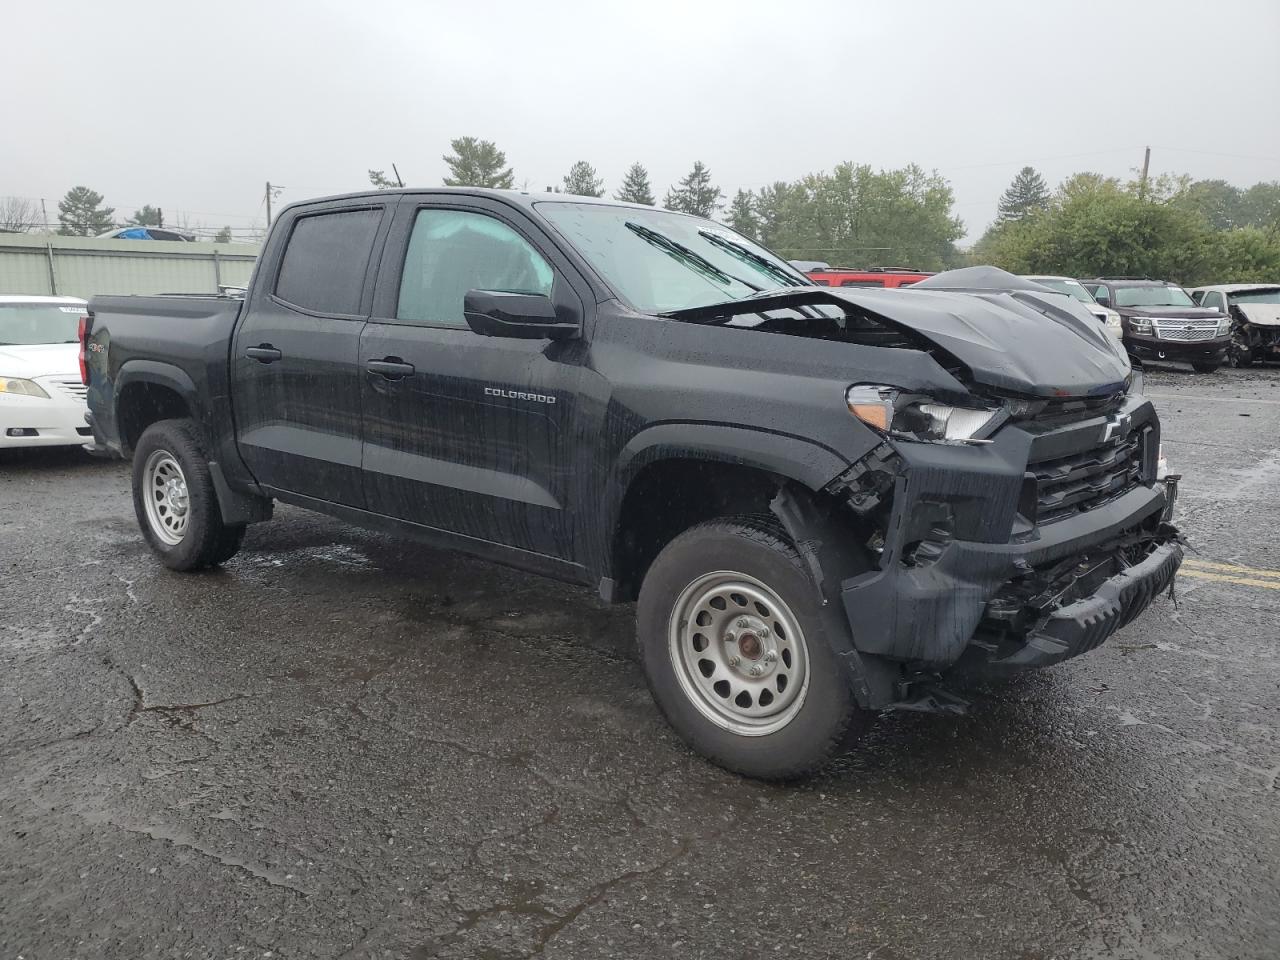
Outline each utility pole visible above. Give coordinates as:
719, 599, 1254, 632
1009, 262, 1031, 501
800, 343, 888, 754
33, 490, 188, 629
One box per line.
392, 163, 404, 188
40, 198, 48, 232
1139, 146, 1151, 198
265, 181, 273, 225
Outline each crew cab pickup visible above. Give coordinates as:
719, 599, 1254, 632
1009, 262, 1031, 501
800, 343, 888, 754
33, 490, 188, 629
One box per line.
85, 189, 1182, 778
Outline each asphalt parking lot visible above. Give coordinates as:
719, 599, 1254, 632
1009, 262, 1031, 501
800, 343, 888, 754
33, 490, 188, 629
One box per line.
2, 366, 1278, 960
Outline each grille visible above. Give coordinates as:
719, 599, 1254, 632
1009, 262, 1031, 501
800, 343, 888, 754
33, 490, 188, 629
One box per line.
51, 378, 88, 402
1031, 432, 1143, 524
1151, 318, 1219, 342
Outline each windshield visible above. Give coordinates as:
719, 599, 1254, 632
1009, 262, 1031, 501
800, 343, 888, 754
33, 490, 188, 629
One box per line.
538, 202, 810, 313
1230, 289, 1280, 305
0, 303, 84, 345
1028, 277, 1096, 304
1113, 286, 1195, 308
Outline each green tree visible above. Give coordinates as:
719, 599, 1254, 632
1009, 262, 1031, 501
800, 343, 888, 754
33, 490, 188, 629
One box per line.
562, 160, 604, 197
442, 137, 514, 189
368, 169, 400, 190
1238, 181, 1280, 233
726, 190, 759, 238
57, 186, 115, 237
665, 161, 722, 217
213, 225, 233, 243
996, 166, 1050, 223
128, 205, 164, 227
1174, 179, 1242, 230
614, 162, 655, 205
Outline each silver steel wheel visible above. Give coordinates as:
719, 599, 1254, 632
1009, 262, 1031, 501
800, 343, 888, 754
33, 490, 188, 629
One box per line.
142, 449, 190, 546
668, 570, 810, 737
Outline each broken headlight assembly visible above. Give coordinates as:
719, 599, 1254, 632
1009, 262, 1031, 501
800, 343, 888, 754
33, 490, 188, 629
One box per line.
846, 385, 1001, 444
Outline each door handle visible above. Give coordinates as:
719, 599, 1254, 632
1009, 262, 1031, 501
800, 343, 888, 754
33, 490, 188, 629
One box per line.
367, 357, 416, 380
245, 345, 283, 363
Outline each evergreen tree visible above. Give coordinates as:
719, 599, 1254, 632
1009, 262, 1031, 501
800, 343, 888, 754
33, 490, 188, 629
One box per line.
562, 160, 604, 197
368, 169, 400, 190
614, 163, 655, 205
128, 205, 164, 227
442, 137, 515, 189
997, 166, 1050, 223
727, 190, 759, 238
664, 161, 723, 217
57, 186, 115, 237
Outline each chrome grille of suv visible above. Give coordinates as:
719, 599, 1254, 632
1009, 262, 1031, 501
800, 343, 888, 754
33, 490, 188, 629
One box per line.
1030, 432, 1144, 524
1151, 318, 1219, 342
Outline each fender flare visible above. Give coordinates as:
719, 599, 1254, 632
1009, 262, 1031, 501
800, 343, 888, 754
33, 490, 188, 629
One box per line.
113, 360, 205, 437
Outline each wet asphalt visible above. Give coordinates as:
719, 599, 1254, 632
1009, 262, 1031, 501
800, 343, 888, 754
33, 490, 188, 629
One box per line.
2, 366, 1278, 960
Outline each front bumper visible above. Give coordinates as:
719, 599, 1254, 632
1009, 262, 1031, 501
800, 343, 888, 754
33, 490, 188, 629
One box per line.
1126, 333, 1229, 365
831, 394, 1179, 673
0, 389, 91, 449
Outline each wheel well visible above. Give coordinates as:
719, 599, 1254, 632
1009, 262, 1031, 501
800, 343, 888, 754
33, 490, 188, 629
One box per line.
117, 382, 191, 453
610, 459, 786, 602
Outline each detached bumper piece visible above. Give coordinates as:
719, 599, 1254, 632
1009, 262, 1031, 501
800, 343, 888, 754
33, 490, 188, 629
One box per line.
992, 541, 1182, 668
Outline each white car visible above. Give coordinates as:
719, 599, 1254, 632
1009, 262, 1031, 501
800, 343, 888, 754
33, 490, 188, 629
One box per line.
1023, 275, 1124, 340
0, 295, 92, 449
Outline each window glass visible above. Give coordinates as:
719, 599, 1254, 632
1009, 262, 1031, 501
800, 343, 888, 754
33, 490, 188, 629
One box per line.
1113, 285, 1195, 308
1230, 288, 1280, 304
0, 302, 85, 345
1202, 291, 1225, 310
538, 201, 809, 314
841, 279, 884, 287
397, 209, 554, 325
275, 208, 382, 315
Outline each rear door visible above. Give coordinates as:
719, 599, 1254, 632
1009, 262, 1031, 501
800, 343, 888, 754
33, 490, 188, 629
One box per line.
358, 195, 589, 561
231, 202, 390, 505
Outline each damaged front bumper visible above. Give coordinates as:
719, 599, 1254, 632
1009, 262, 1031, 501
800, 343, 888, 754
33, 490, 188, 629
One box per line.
823, 393, 1182, 700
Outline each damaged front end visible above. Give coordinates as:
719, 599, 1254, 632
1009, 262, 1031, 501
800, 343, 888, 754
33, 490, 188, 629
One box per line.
814, 388, 1183, 706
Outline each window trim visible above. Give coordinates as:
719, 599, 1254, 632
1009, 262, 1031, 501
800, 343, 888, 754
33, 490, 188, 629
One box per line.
269, 204, 389, 321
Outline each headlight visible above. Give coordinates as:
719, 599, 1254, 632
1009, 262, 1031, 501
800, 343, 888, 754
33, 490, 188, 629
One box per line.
846, 385, 1000, 443
1128, 316, 1152, 335
0, 377, 50, 398
1217, 317, 1232, 336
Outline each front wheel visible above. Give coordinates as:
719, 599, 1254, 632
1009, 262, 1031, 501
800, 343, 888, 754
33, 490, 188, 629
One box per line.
132, 419, 245, 571
637, 517, 866, 779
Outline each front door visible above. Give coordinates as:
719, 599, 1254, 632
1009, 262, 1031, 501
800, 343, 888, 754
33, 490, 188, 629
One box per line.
359, 199, 587, 560
231, 204, 388, 506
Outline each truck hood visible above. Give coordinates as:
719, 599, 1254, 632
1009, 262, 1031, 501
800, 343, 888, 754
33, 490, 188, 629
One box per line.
1237, 303, 1280, 327
0, 342, 79, 379
666, 267, 1131, 399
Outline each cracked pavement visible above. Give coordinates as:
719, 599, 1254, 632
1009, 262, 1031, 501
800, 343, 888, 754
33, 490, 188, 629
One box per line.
2, 366, 1279, 959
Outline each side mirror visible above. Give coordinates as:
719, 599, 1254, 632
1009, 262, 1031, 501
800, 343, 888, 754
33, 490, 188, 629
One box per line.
463, 290, 579, 340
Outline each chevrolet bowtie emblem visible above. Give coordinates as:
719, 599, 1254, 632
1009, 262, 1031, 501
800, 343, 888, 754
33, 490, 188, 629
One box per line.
1100, 413, 1132, 444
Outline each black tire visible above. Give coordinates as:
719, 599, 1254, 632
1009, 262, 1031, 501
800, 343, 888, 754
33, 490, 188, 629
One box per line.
131, 418, 245, 571
637, 517, 867, 780
1192, 362, 1220, 374
1230, 334, 1255, 368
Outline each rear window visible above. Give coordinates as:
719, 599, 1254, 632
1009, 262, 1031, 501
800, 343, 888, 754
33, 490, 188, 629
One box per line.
274, 208, 383, 315
841, 279, 884, 287
0, 303, 85, 345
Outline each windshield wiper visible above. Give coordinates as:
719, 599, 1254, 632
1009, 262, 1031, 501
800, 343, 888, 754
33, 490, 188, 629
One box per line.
625, 222, 762, 294
697, 230, 805, 288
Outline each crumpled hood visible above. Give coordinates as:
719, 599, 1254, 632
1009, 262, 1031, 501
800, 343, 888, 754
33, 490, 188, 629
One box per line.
0, 343, 79, 380
877, 266, 1131, 398
1237, 303, 1280, 327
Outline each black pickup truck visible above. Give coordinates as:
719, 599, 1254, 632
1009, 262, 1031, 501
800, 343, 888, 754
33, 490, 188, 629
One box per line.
84, 189, 1182, 778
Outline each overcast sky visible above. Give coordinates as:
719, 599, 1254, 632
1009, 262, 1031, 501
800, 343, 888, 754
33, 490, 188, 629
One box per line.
6, 0, 1278, 245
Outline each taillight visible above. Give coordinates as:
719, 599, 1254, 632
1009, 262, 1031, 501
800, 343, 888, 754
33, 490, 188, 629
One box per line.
78, 313, 91, 385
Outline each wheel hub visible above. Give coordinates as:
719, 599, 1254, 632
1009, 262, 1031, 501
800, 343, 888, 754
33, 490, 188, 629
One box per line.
668, 571, 810, 737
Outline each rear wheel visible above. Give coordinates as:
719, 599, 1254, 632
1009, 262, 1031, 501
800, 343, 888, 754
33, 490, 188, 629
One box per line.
132, 419, 245, 571
637, 517, 866, 779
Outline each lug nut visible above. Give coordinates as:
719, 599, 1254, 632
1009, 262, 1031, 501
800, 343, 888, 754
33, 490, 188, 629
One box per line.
729, 656, 741, 667
724, 630, 736, 643
759, 627, 770, 638
764, 651, 778, 663
749, 665, 762, 677
737, 618, 749, 628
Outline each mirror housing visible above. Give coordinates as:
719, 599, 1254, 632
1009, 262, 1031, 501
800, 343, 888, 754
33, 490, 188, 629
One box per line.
463, 290, 579, 340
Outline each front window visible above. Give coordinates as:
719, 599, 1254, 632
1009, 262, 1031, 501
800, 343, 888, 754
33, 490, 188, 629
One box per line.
538, 202, 809, 314
1113, 285, 1195, 308
0, 302, 84, 345
1230, 288, 1280, 305
1029, 277, 1096, 304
